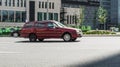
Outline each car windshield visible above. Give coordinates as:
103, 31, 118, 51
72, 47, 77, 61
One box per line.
55, 21, 67, 28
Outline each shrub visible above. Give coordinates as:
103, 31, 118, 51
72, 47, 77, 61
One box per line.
84, 30, 116, 35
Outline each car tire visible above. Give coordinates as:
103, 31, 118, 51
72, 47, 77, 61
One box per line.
12, 32, 19, 37
63, 33, 72, 42
29, 34, 37, 42
38, 39, 44, 41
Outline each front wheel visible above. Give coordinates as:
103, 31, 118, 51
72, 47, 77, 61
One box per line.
63, 33, 72, 42
29, 34, 37, 42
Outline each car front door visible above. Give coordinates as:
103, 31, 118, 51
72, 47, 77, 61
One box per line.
46, 22, 62, 38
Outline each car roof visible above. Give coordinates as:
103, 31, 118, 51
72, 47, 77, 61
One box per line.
37, 20, 56, 23
26, 20, 56, 24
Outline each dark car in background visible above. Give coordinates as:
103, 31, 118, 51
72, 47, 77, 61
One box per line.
11, 29, 21, 37
0, 27, 21, 37
20, 20, 83, 42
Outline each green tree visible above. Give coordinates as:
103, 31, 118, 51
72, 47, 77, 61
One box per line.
76, 6, 85, 28
97, 6, 108, 30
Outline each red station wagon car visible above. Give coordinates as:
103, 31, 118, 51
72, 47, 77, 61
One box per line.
20, 20, 83, 42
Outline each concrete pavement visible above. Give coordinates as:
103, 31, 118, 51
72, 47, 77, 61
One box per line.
0, 37, 120, 67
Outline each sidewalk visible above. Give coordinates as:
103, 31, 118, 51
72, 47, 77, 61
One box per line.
83, 32, 120, 37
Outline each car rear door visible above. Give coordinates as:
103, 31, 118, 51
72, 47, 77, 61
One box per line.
35, 22, 48, 38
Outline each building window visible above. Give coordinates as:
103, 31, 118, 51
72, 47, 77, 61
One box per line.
49, 13, 53, 20
22, 11, 26, 22
17, 0, 19, 7
5, 0, 7, 6
0, 10, 1, 22
72, 15, 74, 24
0, 0, 2, 6
13, 0, 15, 7
54, 13, 58, 21
8, 11, 14, 22
24, 0, 26, 7
38, 12, 42, 21
45, 2, 47, 8
70, 15, 72, 24
49, 2, 51, 9
67, 15, 69, 24
42, 2, 44, 8
9, 0, 11, 6
44, 13, 47, 20
21, 0, 23, 7
15, 11, 22, 22
2, 10, 8, 22
52, 2, 54, 9
39, 2, 41, 8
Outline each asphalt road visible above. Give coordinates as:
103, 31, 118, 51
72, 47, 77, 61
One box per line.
0, 37, 120, 67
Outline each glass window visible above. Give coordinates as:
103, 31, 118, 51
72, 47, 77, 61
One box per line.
70, 15, 72, 24
37, 12, 42, 21
42, 2, 44, 8
9, 0, 11, 6
22, 11, 26, 22
45, 2, 47, 8
21, 0, 23, 7
44, 13, 47, 20
72, 16, 75, 24
13, 0, 15, 7
67, 15, 69, 24
35, 23, 46, 28
24, 0, 26, 7
2, 10, 8, 22
0, 10, 1, 22
49, 13, 53, 20
54, 13, 58, 21
39, 2, 41, 8
47, 22, 54, 28
8, 11, 14, 22
5, 0, 7, 6
0, 0, 2, 6
49, 2, 51, 9
17, 0, 19, 7
24, 23, 34, 28
15, 11, 21, 22
52, 2, 54, 9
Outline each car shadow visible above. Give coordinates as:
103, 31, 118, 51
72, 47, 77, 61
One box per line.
15, 40, 80, 43
67, 52, 120, 67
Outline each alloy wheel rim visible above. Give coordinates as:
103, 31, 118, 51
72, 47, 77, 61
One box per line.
64, 34, 70, 41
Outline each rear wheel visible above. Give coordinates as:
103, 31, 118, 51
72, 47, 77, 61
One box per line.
38, 39, 44, 41
63, 33, 72, 42
29, 34, 37, 42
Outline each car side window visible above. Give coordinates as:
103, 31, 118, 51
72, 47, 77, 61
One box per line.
35, 23, 46, 28
24, 23, 34, 28
47, 22, 54, 28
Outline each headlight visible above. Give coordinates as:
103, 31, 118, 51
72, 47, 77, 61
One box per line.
76, 29, 83, 35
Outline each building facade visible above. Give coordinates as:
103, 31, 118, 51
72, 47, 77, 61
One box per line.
0, 0, 61, 27
0, 0, 120, 30
61, 0, 100, 29
0, 0, 26, 26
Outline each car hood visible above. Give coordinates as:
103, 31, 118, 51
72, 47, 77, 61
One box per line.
63, 27, 80, 31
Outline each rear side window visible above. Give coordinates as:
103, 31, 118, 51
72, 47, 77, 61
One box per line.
35, 23, 46, 28
23, 23, 34, 28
